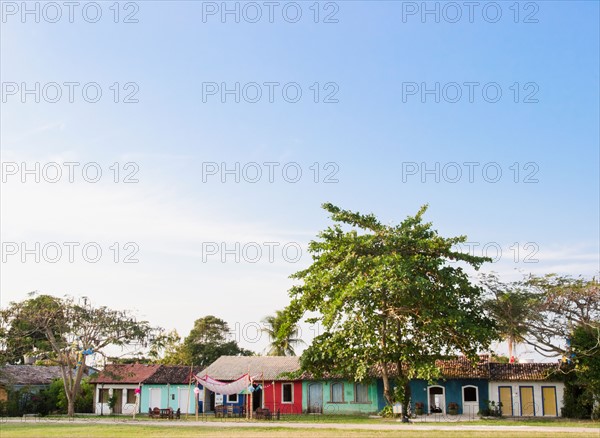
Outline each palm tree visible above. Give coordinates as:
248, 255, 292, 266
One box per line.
482, 274, 537, 360
261, 310, 304, 356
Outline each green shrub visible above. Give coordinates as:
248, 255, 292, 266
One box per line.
379, 405, 394, 418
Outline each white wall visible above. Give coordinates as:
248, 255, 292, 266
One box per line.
488, 381, 565, 417
94, 384, 139, 415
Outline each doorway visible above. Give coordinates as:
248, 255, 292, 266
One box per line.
428, 386, 445, 414
307, 383, 323, 413
519, 386, 535, 416
178, 388, 190, 413
112, 389, 123, 414
252, 386, 262, 411
498, 386, 513, 416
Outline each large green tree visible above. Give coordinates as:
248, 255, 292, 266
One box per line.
261, 310, 303, 356
163, 316, 253, 367
281, 204, 497, 417
570, 322, 600, 417
0, 294, 155, 416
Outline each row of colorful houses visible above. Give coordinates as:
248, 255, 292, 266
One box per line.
89, 355, 566, 417
90, 364, 200, 415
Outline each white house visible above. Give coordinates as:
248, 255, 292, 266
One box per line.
488, 362, 565, 417
90, 364, 160, 415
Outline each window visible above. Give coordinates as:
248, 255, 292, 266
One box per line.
331, 382, 344, 403
282, 383, 293, 403
126, 389, 137, 404
354, 383, 368, 403
463, 386, 478, 402
227, 393, 238, 403
99, 389, 109, 403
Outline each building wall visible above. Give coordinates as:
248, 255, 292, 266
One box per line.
376, 379, 488, 415
488, 381, 565, 417
141, 384, 198, 414
302, 380, 379, 414
262, 381, 303, 414
94, 384, 138, 415
410, 379, 488, 415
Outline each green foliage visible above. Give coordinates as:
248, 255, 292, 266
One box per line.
522, 275, 599, 357
262, 310, 304, 356
559, 322, 600, 419
162, 316, 253, 367
282, 204, 497, 411
481, 273, 538, 359
0, 294, 156, 416
562, 375, 593, 419
378, 405, 394, 418
107, 394, 118, 412
0, 386, 51, 416
570, 322, 600, 409
0, 294, 66, 364
480, 400, 502, 417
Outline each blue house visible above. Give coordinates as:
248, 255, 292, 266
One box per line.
375, 356, 490, 416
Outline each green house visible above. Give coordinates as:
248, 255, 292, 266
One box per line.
141, 366, 201, 415
302, 379, 379, 415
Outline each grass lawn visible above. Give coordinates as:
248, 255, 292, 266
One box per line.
39, 413, 600, 428
1, 423, 598, 438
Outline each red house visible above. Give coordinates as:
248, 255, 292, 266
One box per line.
198, 356, 302, 415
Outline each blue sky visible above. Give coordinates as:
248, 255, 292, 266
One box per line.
1, 1, 599, 359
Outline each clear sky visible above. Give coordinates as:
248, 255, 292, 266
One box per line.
1, 1, 599, 359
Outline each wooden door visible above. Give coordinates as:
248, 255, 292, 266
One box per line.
519, 386, 535, 416
498, 386, 513, 416
542, 387, 557, 416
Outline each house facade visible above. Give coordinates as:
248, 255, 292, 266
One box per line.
141, 366, 200, 414
303, 379, 379, 414
90, 364, 160, 415
373, 357, 564, 417
198, 356, 302, 414
199, 355, 567, 417
374, 356, 490, 416
487, 362, 564, 417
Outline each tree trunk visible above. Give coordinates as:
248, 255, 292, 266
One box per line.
67, 397, 76, 417
380, 365, 394, 406
401, 379, 411, 422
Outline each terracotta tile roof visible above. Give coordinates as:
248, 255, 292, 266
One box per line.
198, 356, 301, 381
144, 366, 202, 384
370, 355, 491, 380
0, 365, 64, 386
489, 362, 561, 381
436, 356, 490, 379
89, 364, 161, 384
371, 357, 562, 381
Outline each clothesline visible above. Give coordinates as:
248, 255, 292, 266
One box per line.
195, 373, 263, 395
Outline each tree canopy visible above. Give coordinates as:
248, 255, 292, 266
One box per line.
261, 310, 303, 356
281, 203, 498, 415
0, 294, 155, 416
481, 273, 537, 360
161, 315, 253, 367
522, 274, 599, 358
